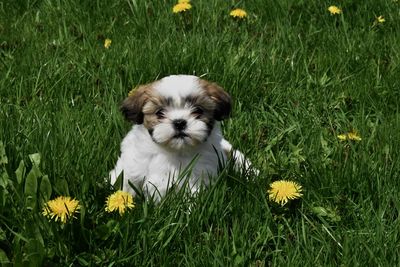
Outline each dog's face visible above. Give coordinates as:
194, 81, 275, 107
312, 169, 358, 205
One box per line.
121, 75, 231, 151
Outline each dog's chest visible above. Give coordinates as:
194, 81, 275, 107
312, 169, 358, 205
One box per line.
144, 149, 221, 182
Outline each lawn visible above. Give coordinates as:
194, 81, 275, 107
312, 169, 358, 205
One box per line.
1, 0, 400, 266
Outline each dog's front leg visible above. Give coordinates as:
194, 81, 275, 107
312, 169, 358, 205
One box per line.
220, 139, 258, 174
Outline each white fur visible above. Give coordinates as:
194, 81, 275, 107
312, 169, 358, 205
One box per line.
110, 124, 228, 201
154, 75, 200, 101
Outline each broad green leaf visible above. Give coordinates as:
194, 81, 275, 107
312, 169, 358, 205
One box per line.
77, 256, 90, 266
0, 248, 10, 264
29, 153, 41, 166
0, 190, 7, 207
0, 170, 9, 203
0, 171, 9, 188
56, 179, 69, 195
39, 175, 52, 202
311, 206, 341, 222
25, 168, 39, 210
234, 255, 244, 266
15, 160, 26, 185
113, 172, 123, 191
28, 164, 42, 181
0, 141, 7, 165
311, 206, 329, 217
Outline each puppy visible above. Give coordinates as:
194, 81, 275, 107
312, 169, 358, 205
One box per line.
110, 75, 251, 200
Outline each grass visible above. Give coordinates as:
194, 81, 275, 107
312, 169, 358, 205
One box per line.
1, 0, 400, 265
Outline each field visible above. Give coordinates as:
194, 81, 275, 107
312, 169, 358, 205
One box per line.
1, 0, 400, 266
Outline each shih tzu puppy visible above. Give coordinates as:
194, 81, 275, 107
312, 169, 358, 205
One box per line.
110, 75, 252, 200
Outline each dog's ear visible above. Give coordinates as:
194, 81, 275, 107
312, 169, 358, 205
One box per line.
120, 84, 152, 124
200, 79, 232, 121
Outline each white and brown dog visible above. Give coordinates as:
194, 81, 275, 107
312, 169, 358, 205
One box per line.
110, 75, 252, 200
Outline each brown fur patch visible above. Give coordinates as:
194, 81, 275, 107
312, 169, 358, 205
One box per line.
185, 94, 217, 132
198, 79, 232, 121
142, 94, 169, 130
120, 82, 156, 124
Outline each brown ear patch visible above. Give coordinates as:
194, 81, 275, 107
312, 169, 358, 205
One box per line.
199, 79, 232, 121
120, 83, 153, 124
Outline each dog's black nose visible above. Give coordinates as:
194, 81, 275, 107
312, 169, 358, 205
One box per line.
173, 119, 187, 131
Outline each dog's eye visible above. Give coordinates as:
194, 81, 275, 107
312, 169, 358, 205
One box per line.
192, 106, 204, 118
155, 109, 165, 119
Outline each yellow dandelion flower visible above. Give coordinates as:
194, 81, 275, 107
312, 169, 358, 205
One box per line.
178, 0, 190, 3
105, 190, 135, 215
347, 131, 362, 141
42, 196, 80, 224
267, 180, 303, 206
104, 38, 112, 49
337, 130, 362, 141
173, 3, 192, 13
328, 5, 342, 15
337, 134, 347, 141
230, 8, 247, 19
376, 15, 385, 23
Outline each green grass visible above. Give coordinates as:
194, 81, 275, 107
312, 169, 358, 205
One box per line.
1, 0, 400, 265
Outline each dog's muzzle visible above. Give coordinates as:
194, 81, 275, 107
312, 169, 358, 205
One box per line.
172, 119, 188, 138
